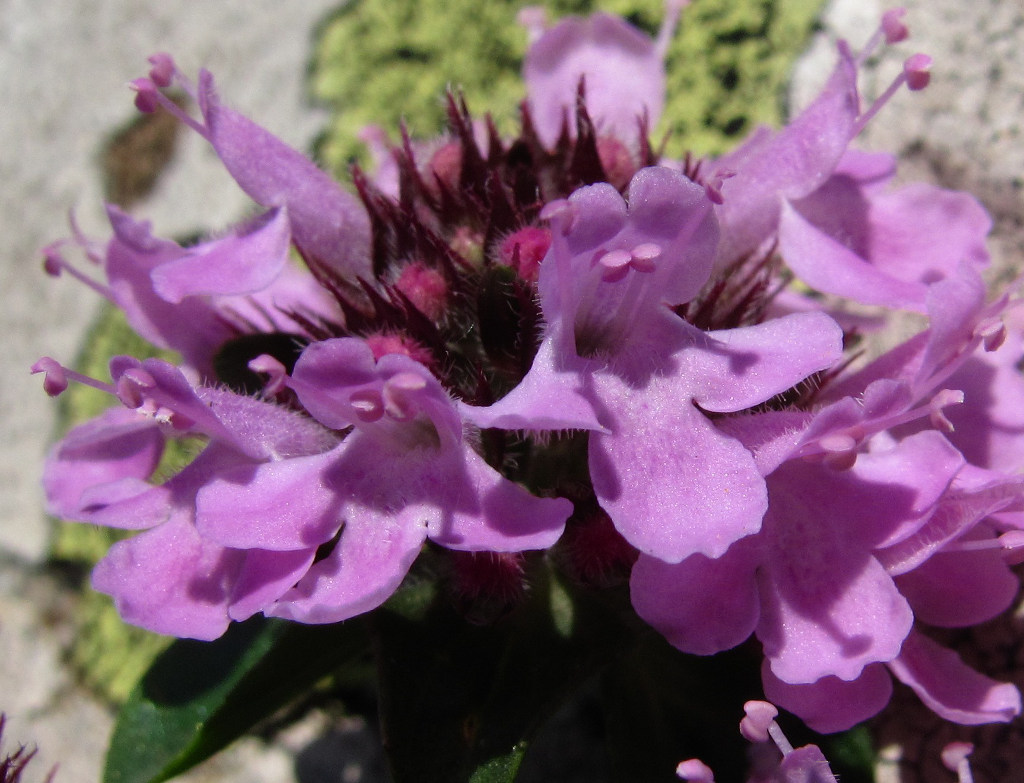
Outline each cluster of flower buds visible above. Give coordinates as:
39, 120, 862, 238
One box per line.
36, 1, 1024, 738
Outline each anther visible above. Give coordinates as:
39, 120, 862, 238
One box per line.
881, 8, 909, 44
130, 77, 161, 114
928, 389, 965, 432
349, 389, 385, 423
739, 700, 779, 744
904, 53, 932, 91
248, 354, 288, 396
675, 759, 714, 782
31, 357, 68, 397
382, 372, 427, 421
147, 53, 176, 88
539, 199, 576, 234
941, 742, 975, 783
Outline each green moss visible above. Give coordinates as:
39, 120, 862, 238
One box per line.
310, 0, 825, 172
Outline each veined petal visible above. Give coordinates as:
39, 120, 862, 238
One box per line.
461, 334, 605, 432
896, 545, 1018, 628
270, 502, 429, 624
229, 547, 318, 622
762, 662, 893, 734
198, 70, 371, 279
91, 513, 243, 641
630, 538, 761, 656
690, 312, 843, 412
888, 631, 1021, 724
151, 207, 292, 303
524, 12, 665, 148
42, 407, 164, 523
426, 446, 570, 552
714, 43, 859, 266
196, 449, 342, 550
590, 369, 767, 562
779, 200, 929, 311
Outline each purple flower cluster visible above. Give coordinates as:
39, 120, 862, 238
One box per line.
36, 3, 1024, 735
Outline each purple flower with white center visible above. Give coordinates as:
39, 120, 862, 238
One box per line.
195, 338, 571, 624
469, 166, 843, 563
35, 355, 340, 640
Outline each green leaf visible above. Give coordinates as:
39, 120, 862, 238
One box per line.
375, 560, 630, 783
103, 615, 370, 783
601, 636, 764, 783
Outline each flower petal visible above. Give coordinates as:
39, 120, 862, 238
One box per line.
91, 514, 243, 640
888, 631, 1021, 725
630, 538, 761, 656
270, 502, 429, 624
762, 662, 893, 734
524, 13, 664, 148
590, 369, 767, 562
150, 207, 292, 303
198, 70, 371, 279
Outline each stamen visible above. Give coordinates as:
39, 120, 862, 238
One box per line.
31, 357, 116, 398
978, 319, 1007, 352
943, 531, 1024, 556
656, 0, 691, 60
928, 389, 965, 432
40, 242, 115, 302
739, 700, 779, 744
539, 198, 575, 232
382, 372, 427, 421
30, 357, 68, 397
349, 389, 385, 423
675, 759, 714, 782
903, 53, 932, 91
147, 52, 176, 88
854, 52, 932, 135
941, 742, 975, 783
881, 8, 909, 44
798, 388, 963, 463
247, 354, 288, 396
856, 7, 913, 68
596, 244, 662, 282
819, 433, 859, 471
703, 170, 734, 205
129, 74, 208, 138
598, 248, 633, 282
629, 243, 662, 272
116, 367, 156, 409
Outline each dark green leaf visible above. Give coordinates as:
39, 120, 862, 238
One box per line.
103, 615, 370, 783
375, 561, 630, 783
